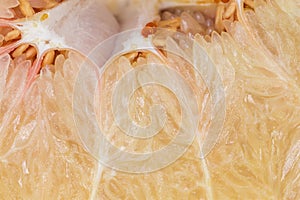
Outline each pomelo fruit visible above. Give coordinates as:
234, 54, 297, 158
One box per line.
0, 0, 299, 199
0, 0, 119, 199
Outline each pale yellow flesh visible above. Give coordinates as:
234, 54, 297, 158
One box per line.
0, 0, 299, 199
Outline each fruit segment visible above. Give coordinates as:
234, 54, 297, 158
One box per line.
0, 0, 119, 83
0, 0, 119, 199
0, 26, 21, 47
0, 0, 299, 199
103, 0, 300, 199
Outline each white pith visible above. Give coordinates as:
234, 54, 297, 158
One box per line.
14, 12, 70, 56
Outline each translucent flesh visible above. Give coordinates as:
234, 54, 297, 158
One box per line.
0, 0, 19, 19
0, 0, 299, 199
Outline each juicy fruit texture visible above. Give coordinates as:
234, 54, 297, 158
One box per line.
95, 2, 300, 198
0, 0, 120, 199
0, 1, 300, 200
0, 0, 119, 80
196, 6, 300, 200
0, 52, 98, 199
